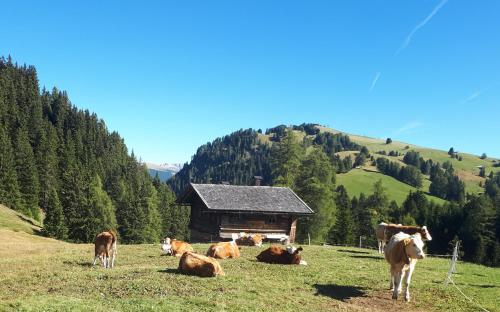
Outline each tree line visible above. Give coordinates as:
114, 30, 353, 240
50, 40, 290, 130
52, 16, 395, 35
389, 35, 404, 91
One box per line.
0, 57, 188, 243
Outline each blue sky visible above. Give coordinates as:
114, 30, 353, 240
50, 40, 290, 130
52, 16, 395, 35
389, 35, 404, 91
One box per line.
1, 0, 499, 163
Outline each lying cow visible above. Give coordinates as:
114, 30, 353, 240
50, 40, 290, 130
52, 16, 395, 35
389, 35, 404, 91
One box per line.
236, 232, 265, 247
206, 240, 240, 259
178, 251, 225, 277
161, 237, 193, 257
384, 232, 425, 302
92, 230, 117, 268
256, 245, 307, 265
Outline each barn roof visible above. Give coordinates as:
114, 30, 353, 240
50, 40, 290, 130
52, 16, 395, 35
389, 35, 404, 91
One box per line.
178, 183, 314, 215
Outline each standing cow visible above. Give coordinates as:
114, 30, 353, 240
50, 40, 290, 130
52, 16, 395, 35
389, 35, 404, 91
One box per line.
93, 230, 117, 268
384, 232, 426, 302
376, 222, 431, 254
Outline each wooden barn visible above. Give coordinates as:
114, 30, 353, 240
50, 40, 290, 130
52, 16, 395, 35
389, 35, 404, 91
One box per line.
177, 182, 314, 243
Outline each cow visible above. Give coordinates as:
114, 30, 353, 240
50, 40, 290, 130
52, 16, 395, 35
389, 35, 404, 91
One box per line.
161, 237, 193, 257
92, 230, 117, 269
178, 251, 225, 277
206, 240, 240, 259
375, 222, 389, 254
384, 224, 432, 242
236, 232, 265, 247
256, 245, 307, 265
384, 232, 426, 302
376, 223, 431, 254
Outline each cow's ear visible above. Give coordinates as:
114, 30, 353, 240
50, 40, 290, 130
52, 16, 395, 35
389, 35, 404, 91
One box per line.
403, 238, 411, 246
296, 247, 303, 253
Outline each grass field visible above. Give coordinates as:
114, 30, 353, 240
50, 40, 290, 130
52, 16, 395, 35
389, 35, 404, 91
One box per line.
336, 169, 446, 205
1, 223, 499, 311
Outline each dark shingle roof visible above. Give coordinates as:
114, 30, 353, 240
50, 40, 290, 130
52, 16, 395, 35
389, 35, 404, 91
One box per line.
181, 183, 314, 214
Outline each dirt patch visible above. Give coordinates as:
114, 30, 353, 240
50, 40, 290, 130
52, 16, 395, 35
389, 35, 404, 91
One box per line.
456, 170, 485, 184
346, 290, 428, 312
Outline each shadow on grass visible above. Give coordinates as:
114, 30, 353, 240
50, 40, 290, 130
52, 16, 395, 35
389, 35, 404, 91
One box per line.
336, 249, 370, 255
468, 284, 497, 289
349, 255, 382, 260
63, 260, 93, 267
314, 284, 366, 301
158, 268, 184, 275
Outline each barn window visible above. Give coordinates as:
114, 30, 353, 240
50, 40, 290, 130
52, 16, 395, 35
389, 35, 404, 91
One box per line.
268, 216, 277, 224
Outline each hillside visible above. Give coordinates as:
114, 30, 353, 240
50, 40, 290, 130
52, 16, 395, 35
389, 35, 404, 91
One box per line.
0, 225, 498, 311
336, 169, 446, 205
318, 127, 500, 195
171, 124, 497, 203
0, 203, 42, 235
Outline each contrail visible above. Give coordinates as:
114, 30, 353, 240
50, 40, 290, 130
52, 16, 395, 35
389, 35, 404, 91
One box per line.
396, 0, 448, 55
369, 72, 381, 92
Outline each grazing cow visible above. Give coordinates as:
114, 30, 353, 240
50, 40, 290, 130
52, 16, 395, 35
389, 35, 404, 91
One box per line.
256, 245, 307, 265
236, 232, 265, 247
178, 251, 225, 277
161, 237, 193, 257
92, 230, 117, 268
384, 232, 426, 302
206, 240, 240, 259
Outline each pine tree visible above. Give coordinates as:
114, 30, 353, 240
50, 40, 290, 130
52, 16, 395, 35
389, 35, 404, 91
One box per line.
42, 187, 68, 239
329, 186, 355, 245
270, 131, 302, 187
0, 126, 24, 211
14, 127, 40, 220
295, 147, 336, 243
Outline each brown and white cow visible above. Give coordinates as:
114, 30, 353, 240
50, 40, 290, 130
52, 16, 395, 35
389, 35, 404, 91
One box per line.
384, 232, 426, 302
161, 237, 193, 257
92, 230, 117, 268
376, 222, 432, 254
178, 251, 225, 277
236, 232, 265, 247
206, 240, 240, 259
256, 245, 307, 265
384, 224, 432, 242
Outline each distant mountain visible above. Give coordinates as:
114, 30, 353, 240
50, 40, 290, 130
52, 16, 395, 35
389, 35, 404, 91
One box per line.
146, 162, 183, 182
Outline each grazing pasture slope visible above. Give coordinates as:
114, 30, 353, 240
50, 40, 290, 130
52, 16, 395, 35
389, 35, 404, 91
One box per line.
0, 209, 498, 312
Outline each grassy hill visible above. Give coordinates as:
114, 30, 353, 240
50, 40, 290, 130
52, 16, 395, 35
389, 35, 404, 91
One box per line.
258, 125, 499, 203
0, 227, 498, 311
0, 204, 42, 235
336, 169, 446, 205
317, 126, 500, 194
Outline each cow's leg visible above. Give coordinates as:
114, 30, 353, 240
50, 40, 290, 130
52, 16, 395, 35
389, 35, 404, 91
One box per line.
92, 255, 99, 266
111, 244, 116, 268
404, 263, 415, 302
392, 271, 403, 300
381, 241, 386, 253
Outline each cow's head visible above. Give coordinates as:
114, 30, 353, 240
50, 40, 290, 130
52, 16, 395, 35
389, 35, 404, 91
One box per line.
404, 233, 425, 260
286, 246, 306, 265
250, 234, 263, 247
420, 226, 432, 241
161, 237, 173, 255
